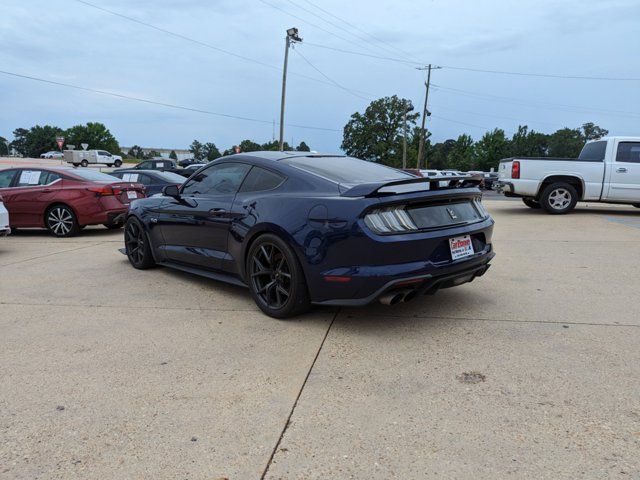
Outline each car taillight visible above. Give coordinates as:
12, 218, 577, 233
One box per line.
87, 185, 115, 196
511, 160, 520, 179
364, 206, 418, 234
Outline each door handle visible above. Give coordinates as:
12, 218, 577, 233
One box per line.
209, 208, 227, 216
42, 188, 52, 193
616, 167, 627, 173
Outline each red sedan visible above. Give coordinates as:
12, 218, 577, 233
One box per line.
0, 167, 145, 237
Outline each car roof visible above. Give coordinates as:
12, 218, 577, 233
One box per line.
230, 151, 346, 162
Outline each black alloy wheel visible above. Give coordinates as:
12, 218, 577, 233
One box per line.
247, 234, 310, 318
46, 205, 79, 237
124, 217, 155, 269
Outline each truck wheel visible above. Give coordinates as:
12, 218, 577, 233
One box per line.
522, 198, 541, 209
114, 160, 122, 167
81, 159, 89, 167
540, 182, 578, 214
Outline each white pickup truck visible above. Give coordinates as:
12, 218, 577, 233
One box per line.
497, 136, 640, 213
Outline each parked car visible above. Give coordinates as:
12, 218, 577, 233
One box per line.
482, 172, 499, 190
109, 169, 185, 196
0, 167, 145, 237
122, 152, 494, 318
40, 151, 64, 159
497, 136, 640, 213
0, 195, 10, 236
114, 158, 183, 175
178, 158, 198, 168
64, 150, 123, 167
178, 163, 208, 177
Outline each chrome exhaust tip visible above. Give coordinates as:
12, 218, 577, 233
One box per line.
379, 291, 407, 306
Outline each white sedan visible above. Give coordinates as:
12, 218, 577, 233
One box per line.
40, 151, 64, 159
0, 195, 10, 236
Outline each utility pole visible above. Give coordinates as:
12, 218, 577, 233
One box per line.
279, 28, 302, 151
416, 64, 441, 169
402, 108, 408, 169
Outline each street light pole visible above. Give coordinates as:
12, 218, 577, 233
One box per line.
279, 28, 302, 151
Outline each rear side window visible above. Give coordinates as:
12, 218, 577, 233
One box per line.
182, 162, 251, 196
616, 142, 640, 163
0, 169, 18, 188
239, 167, 285, 193
17, 170, 50, 186
282, 156, 412, 184
578, 141, 607, 161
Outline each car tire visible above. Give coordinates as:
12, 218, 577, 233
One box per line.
522, 197, 541, 209
633, 204, 640, 208
539, 182, 578, 214
114, 160, 122, 167
46, 204, 80, 237
124, 217, 155, 269
103, 222, 123, 230
246, 233, 311, 319
80, 159, 89, 167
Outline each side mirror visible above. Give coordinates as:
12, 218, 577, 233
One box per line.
162, 184, 180, 198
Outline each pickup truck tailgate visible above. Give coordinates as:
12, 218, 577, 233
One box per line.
498, 160, 513, 180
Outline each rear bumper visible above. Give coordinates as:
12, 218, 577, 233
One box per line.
314, 248, 494, 306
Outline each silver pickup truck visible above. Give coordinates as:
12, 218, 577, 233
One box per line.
496, 136, 640, 213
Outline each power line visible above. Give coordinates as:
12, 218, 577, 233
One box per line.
431, 83, 640, 119
304, 41, 420, 65
72, 0, 367, 95
0, 69, 340, 132
292, 47, 373, 101
299, 0, 419, 63
439, 64, 640, 81
431, 114, 514, 137
283, 0, 417, 63
257, 0, 404, 64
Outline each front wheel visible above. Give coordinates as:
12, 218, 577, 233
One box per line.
124, 217, 155, 269
114, 160, 122, 167
540, 182, 578, 214
522, 197, 541, 209
246, 234, 310, 319
80, 159, 89, 167
46, 205, 80, 237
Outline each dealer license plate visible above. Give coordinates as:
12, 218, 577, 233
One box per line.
449, 235, 474, 260
126, 191, 138, 199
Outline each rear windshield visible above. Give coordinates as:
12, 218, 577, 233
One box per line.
578, 141, 606, 161
68, 169, 121, 182
282, 156, 412, 184
156, 171, 187, 182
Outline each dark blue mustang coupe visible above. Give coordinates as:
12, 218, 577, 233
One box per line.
123, 152, 495, 318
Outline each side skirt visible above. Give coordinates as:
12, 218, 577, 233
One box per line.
158, 260, 248, 288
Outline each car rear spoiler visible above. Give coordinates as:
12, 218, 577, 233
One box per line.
341, 175, 482, 198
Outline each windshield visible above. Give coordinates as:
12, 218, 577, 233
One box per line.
68, 169, 121, 182
282, 156, 412, 184
156, 171, 186, 183
578, 141, 606, 161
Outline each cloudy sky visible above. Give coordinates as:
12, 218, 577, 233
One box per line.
1, 0, 639, 152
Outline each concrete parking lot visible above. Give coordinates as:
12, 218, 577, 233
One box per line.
1, 199, 639, 479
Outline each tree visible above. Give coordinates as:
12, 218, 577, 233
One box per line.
474, 129, 510, 171
169, 150, 178, 160
189, 140, 204, 160
342, 95, 419, 167
14, 125, 64, 157
425, 139, 455, 170
203, 142, 221, 161
0, 136, 8, 156
447, 134, 475, 171
146, 150, 161, 159
238, 139, 261, 152
547, 127, 584, 157
581, 122, 608, 141
127, 145, 145, 159
296, 141, 310, 152
509, 125, 548, 158
64, 122, 120, 154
